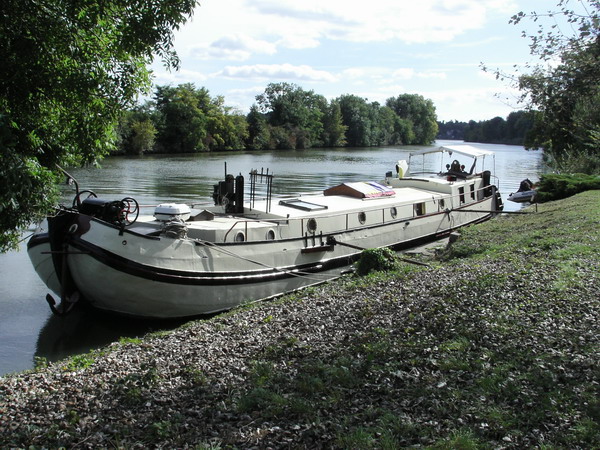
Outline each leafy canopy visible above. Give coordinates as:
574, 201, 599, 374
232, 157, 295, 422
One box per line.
0, 0, 197, 251
500, 0, 600, 173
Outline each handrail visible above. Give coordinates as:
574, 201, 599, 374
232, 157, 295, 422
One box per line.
219, 181, 496, 242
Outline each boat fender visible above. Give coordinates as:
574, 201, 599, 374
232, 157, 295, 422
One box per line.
395, 160, 408, 178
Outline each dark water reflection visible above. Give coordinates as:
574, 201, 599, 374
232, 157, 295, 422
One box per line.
0, 142, 545, 376
35, 305, 190, 364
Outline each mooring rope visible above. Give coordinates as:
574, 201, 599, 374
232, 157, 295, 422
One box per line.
195, 240, 339, 282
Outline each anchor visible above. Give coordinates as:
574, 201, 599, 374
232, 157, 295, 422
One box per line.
46, 291, 80, 316
45, 241, 81, 316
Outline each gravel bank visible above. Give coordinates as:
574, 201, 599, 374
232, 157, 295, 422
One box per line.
1, 192, 599, 448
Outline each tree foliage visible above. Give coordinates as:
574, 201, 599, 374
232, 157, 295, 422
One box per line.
119, 84, 249, 153
255, 82, 327, 149
506, 0, 600, 173
0, 0, 197, 251
246, 105, 272, 150
154, 84, 209, 152
337, 95, 379, 147
322, 101, 348, 148
120, 83, 437, 154
437, 111, 536, 145
437, 110, 536, 145
386, 94, 438, 145
117, 105, 158, 155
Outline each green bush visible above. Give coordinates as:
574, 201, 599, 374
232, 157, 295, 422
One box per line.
535, 173, 600, 202
355, 248, 399, 276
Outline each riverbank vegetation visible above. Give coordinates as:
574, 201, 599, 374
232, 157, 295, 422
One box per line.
489, 1, 600, 174
437, 110, 535, 145
535, 173, 600, 202
115, 82, 438, 155
0, 0, 199, 252
1, 190, 598, 448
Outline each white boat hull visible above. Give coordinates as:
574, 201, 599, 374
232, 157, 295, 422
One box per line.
28, 198, 495, 318
27, 145, 503, 318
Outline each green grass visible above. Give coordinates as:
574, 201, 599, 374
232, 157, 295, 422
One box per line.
4, 190, 599, 448
228, 191, 600, 448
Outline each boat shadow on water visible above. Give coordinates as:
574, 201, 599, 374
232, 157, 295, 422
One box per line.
34, 303, 193, 365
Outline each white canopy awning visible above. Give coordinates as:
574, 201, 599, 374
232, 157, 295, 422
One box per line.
410, 145, 495, 159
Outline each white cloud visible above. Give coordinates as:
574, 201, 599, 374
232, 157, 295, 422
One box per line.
218, 86, 266, 112
190, 34, 277, 61
150, 0, 536, 121
150, 68, 208, 85
175, 0, 521, 58
450, 36, 505, 49
342, 67, 448, 85
427, 85, 523, 121
418, 71, 448, 80
243, 0, 520, 45
393, 68, 416, 80
216, 64, 339, 83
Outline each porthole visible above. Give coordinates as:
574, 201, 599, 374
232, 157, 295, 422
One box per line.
307, 218, 317, 233
390, 207, 397, 219
234, 231, 245, 242
358, 212, 366, 224
266, 229, 276, 240
439, 199, 445, 209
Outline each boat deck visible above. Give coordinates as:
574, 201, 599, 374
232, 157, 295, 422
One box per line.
260, 185, 444, 219
127, 173, 482, 243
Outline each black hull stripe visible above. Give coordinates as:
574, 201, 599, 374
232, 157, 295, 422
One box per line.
70, 238, 351, 286
67, 211, 491, 287
34, 198, 495, 287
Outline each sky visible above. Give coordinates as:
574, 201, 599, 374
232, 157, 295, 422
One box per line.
150, 0, 559, 122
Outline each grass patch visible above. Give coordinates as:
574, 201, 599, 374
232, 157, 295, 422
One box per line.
231, 191, 600, 447
3, 191, 599, 448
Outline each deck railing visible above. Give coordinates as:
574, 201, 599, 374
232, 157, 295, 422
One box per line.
219, 183, 496, 243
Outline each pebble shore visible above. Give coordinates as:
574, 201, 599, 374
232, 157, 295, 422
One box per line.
1, 194, 598, 448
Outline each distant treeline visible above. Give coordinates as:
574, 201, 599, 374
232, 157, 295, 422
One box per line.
115, 82, 439, 155
437, 111, 535, 145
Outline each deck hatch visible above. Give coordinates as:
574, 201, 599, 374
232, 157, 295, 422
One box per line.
279, 198, 328, 211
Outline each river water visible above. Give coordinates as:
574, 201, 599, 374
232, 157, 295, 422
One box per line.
0, 141, 545, 376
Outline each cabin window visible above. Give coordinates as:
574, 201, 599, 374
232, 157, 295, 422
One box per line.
266, 229, 276, 240
414, 203, 425, 216
390, 207, 397, 219
470, 184, 475, 200
235, 231, 245, 242
438, 199, 445, 211
358, 212, 366, 224
307, 218, 317, 233
459, 187, 465, 204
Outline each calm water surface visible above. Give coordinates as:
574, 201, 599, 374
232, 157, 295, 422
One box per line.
0, 141, 545, 376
